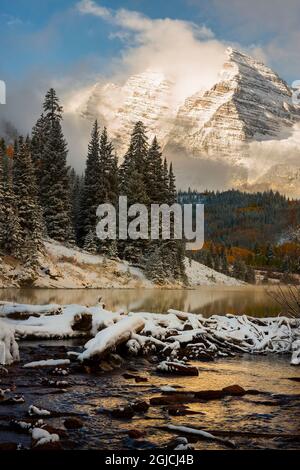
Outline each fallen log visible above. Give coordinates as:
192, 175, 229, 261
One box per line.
163, 424, 236, 449
78, 317, 145, 362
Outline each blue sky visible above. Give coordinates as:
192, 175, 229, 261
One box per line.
0, 0, 299, 155
1, 0, 299, 83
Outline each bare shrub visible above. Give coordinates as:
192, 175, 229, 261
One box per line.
268, 285, 300, 318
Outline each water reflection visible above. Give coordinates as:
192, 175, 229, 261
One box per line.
0, 286, 283, 317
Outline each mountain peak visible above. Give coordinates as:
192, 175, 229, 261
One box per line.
76, 48, 300, 196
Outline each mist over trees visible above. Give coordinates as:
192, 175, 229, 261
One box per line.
0, 89, 186, 284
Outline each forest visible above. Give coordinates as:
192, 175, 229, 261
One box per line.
179, 189, 300, 281
0, 89, 185, 285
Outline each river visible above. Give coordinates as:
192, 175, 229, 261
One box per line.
0, 286, 283, 317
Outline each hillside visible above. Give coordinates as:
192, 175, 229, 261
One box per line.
0, 240, 243, 289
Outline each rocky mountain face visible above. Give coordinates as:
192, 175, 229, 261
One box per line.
76, 48, 300, 197
168, 48, 300, 164
80, 71, 176, 156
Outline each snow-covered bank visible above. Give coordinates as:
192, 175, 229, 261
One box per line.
0, 302, 299, 365
0, 320, 19, 365
0, 239, 243, 289
184, 258, 243, 286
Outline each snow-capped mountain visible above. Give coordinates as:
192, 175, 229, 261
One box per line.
75, 48, 300, 197
79, 71, 176, 155
167, 48, 300, 163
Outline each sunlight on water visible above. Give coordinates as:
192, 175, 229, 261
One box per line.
0, 286, 285, 317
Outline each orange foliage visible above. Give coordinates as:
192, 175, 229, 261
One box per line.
6, 145, 14, 159
235, 205, 263, 213
275, 242, 300, 257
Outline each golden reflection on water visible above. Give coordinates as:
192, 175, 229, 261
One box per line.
0, 286, 285, 317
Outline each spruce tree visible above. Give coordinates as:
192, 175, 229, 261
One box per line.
120, 121, 148, 204
168, 163, 177, 204
119, 122, 149, 262
40, 89, 74, 243
31, 113, 47, 187
0, 144, 5, 250
144, 137, 164, 204
69, 170, 83, 244
13, 138, 43, 264
97, 128, 119, 256
2, 168, 22, 258
79, 120, 101, 245
232, 258, 247, 281
245, 265, 256, 284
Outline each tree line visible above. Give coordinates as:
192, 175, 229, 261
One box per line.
0, 89, 186, 283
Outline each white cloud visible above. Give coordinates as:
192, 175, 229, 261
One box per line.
76, 0, 226, 103
77, 0, 111, 20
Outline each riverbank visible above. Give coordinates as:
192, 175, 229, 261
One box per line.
0, 240, 243, 289
1, 341, 300, 450
1, 302, 299, 450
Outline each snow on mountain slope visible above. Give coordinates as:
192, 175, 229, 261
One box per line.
167, 48, 300, 163
70, 48, 300, 196
185, 258, 243, 286
79, 70, 176, 155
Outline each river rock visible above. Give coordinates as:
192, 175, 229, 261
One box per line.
156, 361, 199, 376
71, 313, 92, 332
222, 384, 246, 396
131, 400, 149, 413
111, 406, 135, 419
127, 429, 145, 439
64, 417, 84, 429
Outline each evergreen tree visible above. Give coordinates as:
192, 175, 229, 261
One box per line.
221, 253, 229, 275
83, 229, 98, 253
1, 168, 22, 258
99, 127, 114, 202
162, 158, 169, 203
232, 258, 247, 281
79, 120, 101, 244
31, 113, 47, 187
0, 144, 6, 250
245, 265, 256, 284
145, 137, 165, 203
168, 163, 177, 204
13, 138, 43, 264
69, 170, 83, 244
39, 89, 74, 243
145, 246, 166, 284
119, 122, 149, 262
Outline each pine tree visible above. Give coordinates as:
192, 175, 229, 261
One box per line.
99, 127, 114, 202
145, 137, 165, 204
13, 138, 43, 264
245, 265, 256, 284
232, 258, 247, 281
31, 113, 47, 188
120, 121, 148, 204
108, 154, 119, 206
162, 158, 169, 204
221, 253, 229, 275
119, 122, 149, 261
2, 169, 22, 258
168, 163, 177, 205
145, 246, 166, 284
79, 120, 101, 244
40, 89, 74, 243
69, 170, 83, 244
83, 229, 98, 253
0, 143, 6, 250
